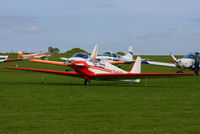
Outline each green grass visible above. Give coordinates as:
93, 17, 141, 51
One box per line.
0, 54, 200, 134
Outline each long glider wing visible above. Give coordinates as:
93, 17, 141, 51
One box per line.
94, 72, 194, 80
30, 59, 67, 66
4, 67, 79, 77
4, 59, 22, 62
142, 61, 176, 67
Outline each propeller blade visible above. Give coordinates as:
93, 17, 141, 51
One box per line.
170, 53, 177, 61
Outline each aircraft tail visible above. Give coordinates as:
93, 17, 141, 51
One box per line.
129, 56, 141, 73
18, 51, 23, 56
91, 44, 98, 59
128, 46, 133, 55
123, 46, 133, 61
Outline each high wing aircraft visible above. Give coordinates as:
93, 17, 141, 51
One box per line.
18, 51, 52, 59
4, 56, 194, 85
0, 55, 21, 63
142, 53, 200, 72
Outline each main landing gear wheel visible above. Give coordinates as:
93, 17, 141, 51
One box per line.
176, 71, 184, 73
84, 79, 91, 86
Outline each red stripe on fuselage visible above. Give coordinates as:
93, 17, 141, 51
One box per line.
89, 65, 113, 73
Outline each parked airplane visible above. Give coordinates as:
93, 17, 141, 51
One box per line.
96, 46, 134, 64
30, 45, 99, 66
142, 53, 200, 72
60, 45, 134, 64
0, 55, 21, 63
18, 51, 52, 59
4, 55, 194, 85
0, 55, 8, 62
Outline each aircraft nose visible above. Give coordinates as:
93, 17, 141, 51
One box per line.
175, 59, 183, 68
180, 59, 192, 68
71, 61, 88, 68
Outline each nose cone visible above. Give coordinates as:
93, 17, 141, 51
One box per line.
71, 61, 88, 68
178, 58, 194, 69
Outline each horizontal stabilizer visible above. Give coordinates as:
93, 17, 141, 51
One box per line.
142, 61, 176, 67
94, 72, 195, 81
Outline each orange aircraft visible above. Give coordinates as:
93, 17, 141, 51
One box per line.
18, 51, 52, 59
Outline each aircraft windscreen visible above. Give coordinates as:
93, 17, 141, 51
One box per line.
72, 53, 89, 59
183, 54, 195, 59
103, 52, 118, 57
103, 52, 111, 57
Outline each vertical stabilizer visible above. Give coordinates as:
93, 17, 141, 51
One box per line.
18, 51, 23, 57
91, 44, 98, 59
123, 46, 133, 61
130, 56, 141, 73
18, 51, 23, 54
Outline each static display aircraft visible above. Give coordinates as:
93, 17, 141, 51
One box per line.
0, 55, 21, 63
142, 53, 200, 71
60, 45, 135, 64
4, 54, 194, 85
18, 51, 52, 59
96, 46, 134, 64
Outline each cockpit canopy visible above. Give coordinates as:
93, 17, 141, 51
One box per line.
183, 54, 200, 60
102, 52, 119, 58
72, 53, 89, 59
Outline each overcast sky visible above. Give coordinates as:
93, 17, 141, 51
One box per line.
0, 0, 200, 55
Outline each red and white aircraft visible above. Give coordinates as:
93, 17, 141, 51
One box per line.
18, 51, 52, 59
4, 55, 194, 85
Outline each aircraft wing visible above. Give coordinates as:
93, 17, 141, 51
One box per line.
4, 67, 79, 76
142, 61, 176, 67
93, 72, 194, 80
4, 59, 22, 62
30, 59, 67, 66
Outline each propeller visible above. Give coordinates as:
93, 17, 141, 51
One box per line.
170, 53, 183, 69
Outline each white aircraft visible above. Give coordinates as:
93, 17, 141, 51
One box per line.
30, 45, 134, 65
61, 45, 134, 64
96, 46, 134, 64
0, 55, 8, 62
142, 53, 200, 72
0, 55, 21, 63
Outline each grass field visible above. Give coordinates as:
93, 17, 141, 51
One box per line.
0, 54, 200, 134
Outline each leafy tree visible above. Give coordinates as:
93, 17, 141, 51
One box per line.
117, 51, 125, 56
48, 46, 60, 53
65, 48, 88, 57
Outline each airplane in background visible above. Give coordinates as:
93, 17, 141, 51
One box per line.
96, 46, 134, 64
30, 45, 133, 65
142, 53, 200, 72
35, 45, 135, 65
0, 55, 8, 62
18, 51, 52, 60
4, 50, 194, 85
0, 55, 21, 63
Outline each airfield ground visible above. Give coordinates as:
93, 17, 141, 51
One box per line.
0, 54, 199, 134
